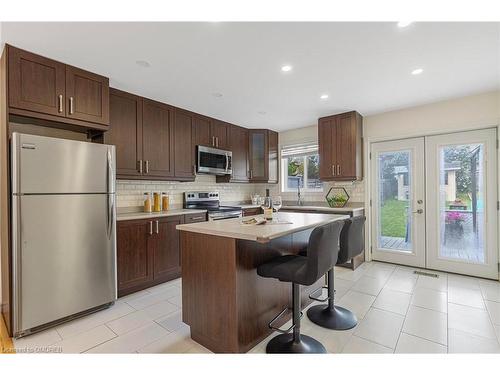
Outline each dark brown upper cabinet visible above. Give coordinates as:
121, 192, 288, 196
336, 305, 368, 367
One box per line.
192, 115, 229, 150
142, 99, 174, 179
8, 46, 66, 117
106, 89, 143, 178
105, 90, 175, 180
210, 120, 229, 150
65, 66, 109, 125
248, 129, 278, 184
217, 124, 249, 183
318, 111, 363, 181
7, 45, 109, 128
193, 115, 212, 148
173, 108, 195, 180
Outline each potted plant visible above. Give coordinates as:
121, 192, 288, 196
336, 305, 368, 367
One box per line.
325, 187, 350, 208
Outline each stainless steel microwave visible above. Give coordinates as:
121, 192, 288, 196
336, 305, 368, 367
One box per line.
196, 145, 232, 175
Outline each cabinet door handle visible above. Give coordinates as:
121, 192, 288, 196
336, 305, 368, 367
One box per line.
145, 160, 150, 174
216, 137, 219, 148
337, 165, 341, 175
58, 94, 63, 113
249, 170, 253, 179
69, 97, 74, 114
138, 160, 143, 174
155, 220, 159, 234
190, 216, 204, 220
149, 221, 153, 235
332, 165, 335, 176
212, 136, 215, 147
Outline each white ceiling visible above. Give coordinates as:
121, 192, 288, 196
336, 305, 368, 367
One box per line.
2, 22, 499, 131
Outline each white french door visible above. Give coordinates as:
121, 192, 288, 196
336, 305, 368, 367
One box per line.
371, 129, 498, 279
371, 138, 426, 268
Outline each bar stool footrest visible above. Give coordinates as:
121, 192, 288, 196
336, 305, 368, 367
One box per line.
308, 286, 332, 302
268, 307, 303, 334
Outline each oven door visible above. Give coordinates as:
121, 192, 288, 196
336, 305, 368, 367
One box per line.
197, 146, 232, 175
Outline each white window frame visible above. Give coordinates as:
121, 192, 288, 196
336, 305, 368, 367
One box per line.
280, 143, 323, 193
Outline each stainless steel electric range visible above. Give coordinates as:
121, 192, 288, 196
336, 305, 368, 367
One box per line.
184, 191, 242, 221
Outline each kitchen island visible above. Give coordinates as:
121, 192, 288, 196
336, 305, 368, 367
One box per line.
176, 212, 348, 353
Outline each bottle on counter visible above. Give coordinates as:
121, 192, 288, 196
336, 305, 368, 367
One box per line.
153, 192, 161, 212
262, 196, 273, 221
162, 192, 169, 211
143, 192, 152, 213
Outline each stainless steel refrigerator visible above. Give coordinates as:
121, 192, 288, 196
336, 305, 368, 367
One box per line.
11, 133, 117, 337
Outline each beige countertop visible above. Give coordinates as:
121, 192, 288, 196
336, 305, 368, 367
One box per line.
117, 209, 207, 221
176, 212, 349, 243
281, 204, 365, 213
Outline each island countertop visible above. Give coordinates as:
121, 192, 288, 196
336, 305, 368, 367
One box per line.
176, 212, 349, 243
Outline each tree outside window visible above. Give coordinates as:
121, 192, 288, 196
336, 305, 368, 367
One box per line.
282, 153, 322, 192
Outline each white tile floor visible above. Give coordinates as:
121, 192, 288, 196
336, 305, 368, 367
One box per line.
13, 262, 500, 354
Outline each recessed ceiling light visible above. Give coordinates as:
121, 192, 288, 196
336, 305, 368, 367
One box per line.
397, 21, 413, 28
320, 94, 329, 100
411, 68, 423, 75
212, 92, 223, 98
136, 60, 151, 68
257, 111, 267, 115
281, 65, 293, 72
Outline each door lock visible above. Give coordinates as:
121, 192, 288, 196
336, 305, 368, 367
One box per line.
413, 209, 424, 214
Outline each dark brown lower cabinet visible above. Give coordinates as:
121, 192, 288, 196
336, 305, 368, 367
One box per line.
117, 215, 186, 297
117, 219, 153, 294
152, 216, 183, 283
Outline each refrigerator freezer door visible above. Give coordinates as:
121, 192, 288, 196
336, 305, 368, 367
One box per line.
11, 132, 115, 194
12, 194, 116, 335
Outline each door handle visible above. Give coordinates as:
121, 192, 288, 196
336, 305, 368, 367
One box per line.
155, 220, 159, 234
58, 94, 63, 113
225, 153, 229, 172
69, 97, 74, 114
249, 170, 253, 179
332, 165, 335, 176
138, 160, 143, 174
145, 160, 150, 174
412, 209, 424, 214
337, 164, 341, 175
212, 136, 215, 147
216, 137, 219, 148
149, 221, 153, 235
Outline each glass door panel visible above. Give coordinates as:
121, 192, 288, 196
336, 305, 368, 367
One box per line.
377, 150, 413, 252
438, 143, 485, 263
426, 128, 497, 279
371, 137, 425, 268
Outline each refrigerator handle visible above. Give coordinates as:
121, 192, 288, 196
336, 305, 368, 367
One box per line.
107, 149, 114, 237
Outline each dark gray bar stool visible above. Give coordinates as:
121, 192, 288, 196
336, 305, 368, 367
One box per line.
306, 216, 366, 330
256, 220, 344, 353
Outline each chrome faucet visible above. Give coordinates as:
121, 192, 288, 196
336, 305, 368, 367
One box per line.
297, 183, 303, 206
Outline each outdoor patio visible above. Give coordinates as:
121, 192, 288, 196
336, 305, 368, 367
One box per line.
380, 211, 485, 263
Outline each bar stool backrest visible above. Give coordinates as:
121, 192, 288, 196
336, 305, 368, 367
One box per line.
304, 220, 344, 285
338, 216, 366, 264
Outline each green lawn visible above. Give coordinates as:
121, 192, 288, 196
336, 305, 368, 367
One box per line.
380, 199, 407, 238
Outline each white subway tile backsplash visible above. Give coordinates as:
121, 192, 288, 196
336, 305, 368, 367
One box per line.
116, 175, 268, 208
117, 175, 364, 208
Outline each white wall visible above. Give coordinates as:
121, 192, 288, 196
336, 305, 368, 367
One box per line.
364, 90, 500, 140
0, 22, 4, 52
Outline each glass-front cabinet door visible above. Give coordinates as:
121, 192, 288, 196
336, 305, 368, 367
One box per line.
248, 130, 268, 181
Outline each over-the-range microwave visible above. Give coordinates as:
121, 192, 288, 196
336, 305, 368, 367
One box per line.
196, 145, 232, 175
